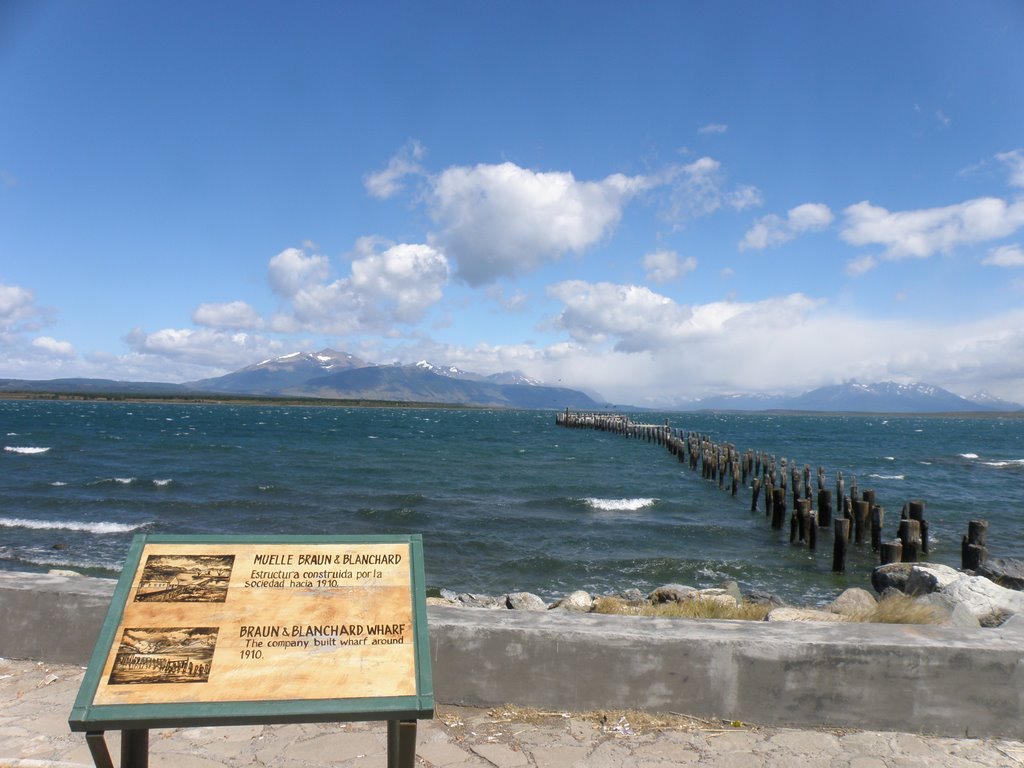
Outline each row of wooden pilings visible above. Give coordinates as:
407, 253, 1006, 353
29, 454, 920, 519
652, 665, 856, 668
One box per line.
555, 410, 990, 575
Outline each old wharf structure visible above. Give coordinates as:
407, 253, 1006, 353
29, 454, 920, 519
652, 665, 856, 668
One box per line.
552, 409, 980, 578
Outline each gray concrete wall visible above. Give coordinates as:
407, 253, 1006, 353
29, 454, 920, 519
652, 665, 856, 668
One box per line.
3, 573, 1021, 738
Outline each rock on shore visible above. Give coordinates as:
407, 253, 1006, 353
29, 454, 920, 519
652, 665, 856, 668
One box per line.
429, 558, 1024, 628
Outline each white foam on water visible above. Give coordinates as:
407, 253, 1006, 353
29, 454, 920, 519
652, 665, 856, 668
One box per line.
583, 497, 657, 512
114, 477, 136, 485
0, 517, 147, 534
50, 481, 67, 487
959, 453, 979, 459
868, 473, 905, 481
153, 478, 173, 487
4, 446, 50, 455
982, 459, 1024, 468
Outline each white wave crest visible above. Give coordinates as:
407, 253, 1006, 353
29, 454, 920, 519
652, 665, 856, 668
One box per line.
0, 517, 147, 534
114, 477, 135, 485
153, 478, 173, 487
50, 481, 67, 487
982, 459, 1024, 468
868, 473, 905, 481
4, 446, 50, 455
583, 497, 656, 512
959, 453, 979, 459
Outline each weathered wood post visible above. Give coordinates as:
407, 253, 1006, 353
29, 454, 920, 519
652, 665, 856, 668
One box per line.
898, 519, 922, 562
962, 519, 989, 570
853, 500, 870, 545
817, 488, 832, 528
750, 477, 762, 513
808, 511, 818, 550
803, 464, 812, 499
771, 488, 787, 530
833, 519, 850, 572
908, 500, 928, 555
870, 504, 884, 552
795, 498, 811, 544
880, 539, 903, 565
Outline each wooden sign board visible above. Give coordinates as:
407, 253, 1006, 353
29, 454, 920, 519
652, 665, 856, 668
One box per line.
70, 534, 433, 731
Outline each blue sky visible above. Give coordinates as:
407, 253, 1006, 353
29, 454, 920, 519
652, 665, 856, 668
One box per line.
2, 1, 1023, 406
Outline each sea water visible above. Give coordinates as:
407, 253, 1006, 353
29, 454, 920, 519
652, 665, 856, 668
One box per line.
2, 400, 1022, 605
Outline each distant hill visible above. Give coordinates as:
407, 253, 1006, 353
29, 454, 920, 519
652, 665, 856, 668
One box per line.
189, 349, 603, 409
678, 381, 1023, 413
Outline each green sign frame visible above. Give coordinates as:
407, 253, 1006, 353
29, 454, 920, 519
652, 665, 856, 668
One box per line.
70, 533, 434, 732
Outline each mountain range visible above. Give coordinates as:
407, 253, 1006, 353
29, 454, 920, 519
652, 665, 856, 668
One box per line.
1, 349, 1021, 412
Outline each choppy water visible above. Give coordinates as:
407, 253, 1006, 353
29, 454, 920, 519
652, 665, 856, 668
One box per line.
2, 400, 1022, 604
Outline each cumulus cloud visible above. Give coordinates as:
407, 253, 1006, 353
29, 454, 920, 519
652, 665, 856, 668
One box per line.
363, 139, 426, 199
271, 241, 449, 334
740, 203, 834, 250
643, 250, 697, 283
982, 244, 1024, 267
427, 162, 653, 285
125, 327, 286, 369
840, 197, 1024, 259
996, 149, 1024, 188
192, 301, 263, 329
548, 279, 822, 354
0, 282, 45, 332
32, 336, 75, 357
846, 254, 878, 276
268, 247, 331, 298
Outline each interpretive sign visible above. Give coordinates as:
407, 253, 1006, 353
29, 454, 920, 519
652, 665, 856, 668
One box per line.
70, 534, 433, 734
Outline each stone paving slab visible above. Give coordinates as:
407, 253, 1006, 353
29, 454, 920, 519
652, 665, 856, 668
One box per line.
2, 658, 1023, 768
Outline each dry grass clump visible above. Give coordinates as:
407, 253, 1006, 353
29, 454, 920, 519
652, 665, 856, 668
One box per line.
845, 592, 948, 625
592, 595, 772, 621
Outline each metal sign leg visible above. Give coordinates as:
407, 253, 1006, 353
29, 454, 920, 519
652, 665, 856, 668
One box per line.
387, 719, 417, 768
121, 728, 149, 768
86, 732, 115, 768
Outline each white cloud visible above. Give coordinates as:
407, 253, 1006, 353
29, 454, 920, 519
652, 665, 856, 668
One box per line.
32, 336, 75, 357
982, 244, 1024, 267
996, 149, 1024, 188
363, 139, 426, 200
192, 301, 263, 329
0, 282, 44, 332
643, 249, 697, 283
427, 162, 653, 285
268, 247, 331, 298
698, 123, 728, 135
663, 157, 762, 223
272, 241, 449, 334
349, 243, 450, 323
840, 197, 1024, 259
740, 202, 834, 250
125, 327, 286, 369
846, 254, 878, 276
548, 279, 822, 354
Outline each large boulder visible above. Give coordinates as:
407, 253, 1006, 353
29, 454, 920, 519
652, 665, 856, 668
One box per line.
916, 593, 981, 628
829, 588, 877, 617
871, 562, 916, 594
976, 557, 1024, 591
505, 592, 548, 611
942, 576, 1024, 627
550, 589, 594, 612
648, 584, 697, 604
905, 564, 963, 596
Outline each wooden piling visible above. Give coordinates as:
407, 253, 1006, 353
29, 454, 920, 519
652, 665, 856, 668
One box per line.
880, 539, 903, 565
870, 504, 884, 552
817, 488, 832, 528
898, 519, 922, 562
833, 519, 850, 572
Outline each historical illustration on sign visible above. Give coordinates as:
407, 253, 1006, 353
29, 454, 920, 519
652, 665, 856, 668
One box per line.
108, 627, 219, 685
134, 554, 234, 603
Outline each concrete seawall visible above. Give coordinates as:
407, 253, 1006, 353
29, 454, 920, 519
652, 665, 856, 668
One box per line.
3, 572, 1021, 739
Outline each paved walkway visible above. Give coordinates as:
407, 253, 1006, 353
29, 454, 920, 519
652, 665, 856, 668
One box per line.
2, 657, 1022, 768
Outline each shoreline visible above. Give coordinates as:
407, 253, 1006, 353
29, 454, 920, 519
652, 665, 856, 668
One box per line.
2, 570, 1023, 739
